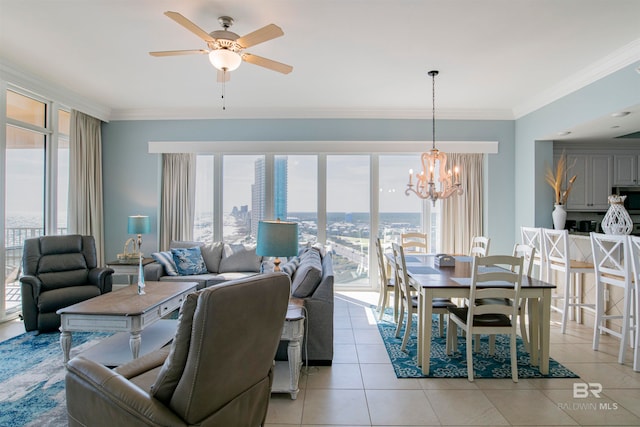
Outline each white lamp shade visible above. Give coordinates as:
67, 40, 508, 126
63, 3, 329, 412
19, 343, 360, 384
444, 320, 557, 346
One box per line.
209, 49, 242, 71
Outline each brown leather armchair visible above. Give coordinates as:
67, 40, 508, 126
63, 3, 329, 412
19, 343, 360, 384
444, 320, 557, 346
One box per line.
65, 272, 291, 427
20, 234, 113, 333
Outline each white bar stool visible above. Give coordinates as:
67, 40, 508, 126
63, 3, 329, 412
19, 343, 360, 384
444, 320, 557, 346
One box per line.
623, 235, 640, 371
591, 233, 635, 365
542, 228, 595, 334
521, 226, 544, 280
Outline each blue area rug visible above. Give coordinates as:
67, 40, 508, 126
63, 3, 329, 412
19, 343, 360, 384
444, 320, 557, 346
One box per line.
0, 330, 110, 427
377, 308, 578, 379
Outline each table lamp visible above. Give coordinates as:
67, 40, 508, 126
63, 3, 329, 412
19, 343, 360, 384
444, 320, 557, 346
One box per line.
128, 215, 151, 254
128, 215, 150, 294
256, 219, 299, 272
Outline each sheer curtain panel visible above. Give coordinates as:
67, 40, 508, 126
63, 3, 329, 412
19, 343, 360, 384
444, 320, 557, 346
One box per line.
68, 110, 105, 264
160, 153, 196, 250
441, 153, 484, 255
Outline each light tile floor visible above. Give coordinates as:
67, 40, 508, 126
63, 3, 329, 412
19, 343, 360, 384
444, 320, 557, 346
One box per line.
266, 291, 640, 426
1, 291, 639, 426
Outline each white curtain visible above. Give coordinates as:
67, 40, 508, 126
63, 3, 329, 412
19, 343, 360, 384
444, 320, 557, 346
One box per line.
441, 153, 484, 255
160, 153, 196, 250
68, 110, 105, 264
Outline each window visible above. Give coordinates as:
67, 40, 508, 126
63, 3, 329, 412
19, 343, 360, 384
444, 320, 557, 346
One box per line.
378, 154, 425, 247
327, 155, 370, 287
57, 109, 70, 234
275, 155, 318, 242
190, 150, 442, 290
3, 89, 69, 319
222, 155, 265, 244
194, 155, 215, 243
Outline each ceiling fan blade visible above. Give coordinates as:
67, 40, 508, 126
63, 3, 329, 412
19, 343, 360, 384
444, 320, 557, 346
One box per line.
217, 70, 231, 82
236, 24, 284, 48
242, 53, 293, 74
164, 11, 215, 43
149, 49, 208, 57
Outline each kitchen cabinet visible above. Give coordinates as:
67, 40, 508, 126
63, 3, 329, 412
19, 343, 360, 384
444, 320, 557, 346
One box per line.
613, 155, 640, 186
565, 154, 612, 211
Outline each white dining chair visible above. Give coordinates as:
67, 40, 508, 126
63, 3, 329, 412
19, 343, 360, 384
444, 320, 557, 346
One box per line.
401, 232, 428, 254
392, 243, 454, 350
446, 254, 524, 382
521, 226, 544, 279
626, 235, 640, 372
542, 228, 595, 334
375, 238, 396, 321
591, 232, 635, 365
473, 244, 534, 353
469, 236, 490, 257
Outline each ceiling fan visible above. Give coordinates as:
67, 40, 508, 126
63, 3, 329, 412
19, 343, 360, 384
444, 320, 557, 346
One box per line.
149, 11, 293, 81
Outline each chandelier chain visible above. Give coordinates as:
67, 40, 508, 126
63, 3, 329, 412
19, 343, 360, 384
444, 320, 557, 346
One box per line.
432, 70, 436, 150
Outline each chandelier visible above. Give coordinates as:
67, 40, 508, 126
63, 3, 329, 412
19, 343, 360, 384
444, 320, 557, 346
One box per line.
405, 70, 463, 205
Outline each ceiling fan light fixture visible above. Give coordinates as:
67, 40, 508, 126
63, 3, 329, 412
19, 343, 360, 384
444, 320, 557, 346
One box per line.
209, 49, 242, 71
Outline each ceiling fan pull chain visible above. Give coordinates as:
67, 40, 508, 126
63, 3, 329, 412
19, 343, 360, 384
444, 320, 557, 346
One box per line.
221, 69, 227, 110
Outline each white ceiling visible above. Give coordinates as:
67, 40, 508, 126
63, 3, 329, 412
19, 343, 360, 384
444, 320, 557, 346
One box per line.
1, 0, 640, 139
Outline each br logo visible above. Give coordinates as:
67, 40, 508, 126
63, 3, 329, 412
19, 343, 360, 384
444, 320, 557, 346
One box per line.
573, 382, 602, 398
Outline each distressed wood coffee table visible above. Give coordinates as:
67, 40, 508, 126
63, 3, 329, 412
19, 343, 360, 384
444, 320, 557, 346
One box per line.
57, 281, 197, 363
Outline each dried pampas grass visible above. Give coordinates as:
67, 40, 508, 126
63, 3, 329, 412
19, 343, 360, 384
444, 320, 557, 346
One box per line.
545, 151, 577, 205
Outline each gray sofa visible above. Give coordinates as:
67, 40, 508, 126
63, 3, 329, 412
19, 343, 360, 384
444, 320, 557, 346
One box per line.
144, 241, 334, 364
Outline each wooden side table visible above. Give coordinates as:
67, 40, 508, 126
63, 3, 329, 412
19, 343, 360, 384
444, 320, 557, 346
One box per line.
271, 304, 305, 399
107, 258, 155, 285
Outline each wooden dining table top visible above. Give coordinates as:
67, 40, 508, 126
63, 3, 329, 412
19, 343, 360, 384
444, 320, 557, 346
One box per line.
394, 253, 557, 290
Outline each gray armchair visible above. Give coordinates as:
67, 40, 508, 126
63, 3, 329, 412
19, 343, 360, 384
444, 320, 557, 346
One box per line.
65, 272, 291, 427
20, 234, 113, 333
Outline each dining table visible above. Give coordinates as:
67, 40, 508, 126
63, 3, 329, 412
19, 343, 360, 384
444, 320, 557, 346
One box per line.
387, 253, 557, 376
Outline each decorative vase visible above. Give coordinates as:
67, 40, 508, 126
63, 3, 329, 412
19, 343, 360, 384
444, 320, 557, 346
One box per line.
601, 195, 633, 235
552, 204, 567, 230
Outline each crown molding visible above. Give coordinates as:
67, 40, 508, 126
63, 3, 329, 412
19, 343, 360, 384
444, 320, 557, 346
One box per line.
109, 107, 514, 121
148, 140, 499, 154
513, 38, 640, 119
0, 60, 112, 122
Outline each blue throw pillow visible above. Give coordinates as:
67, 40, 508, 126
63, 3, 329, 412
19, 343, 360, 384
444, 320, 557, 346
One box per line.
171, 247, 208, 276
151, 251, 179, 276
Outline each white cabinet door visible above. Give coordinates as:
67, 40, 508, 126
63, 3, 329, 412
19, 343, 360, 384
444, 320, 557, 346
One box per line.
590, 155, 613, 210
613, 155, 637, 186
566, 154, 588, 210
565, 154, 612, 211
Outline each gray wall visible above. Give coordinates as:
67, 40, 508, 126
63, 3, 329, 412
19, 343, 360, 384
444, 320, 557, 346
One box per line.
102, 118, 515, 260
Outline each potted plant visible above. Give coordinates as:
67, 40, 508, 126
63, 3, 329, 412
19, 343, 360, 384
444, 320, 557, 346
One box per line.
545, 152, 576, 230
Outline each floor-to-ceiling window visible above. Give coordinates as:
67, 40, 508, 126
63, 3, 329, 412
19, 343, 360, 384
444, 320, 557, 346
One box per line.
56, 109, 70, 234
326, 155, 371, 286
377, 154, 427, 248
275, 155, 318, 243
223, 155, 265, 244
194, 155, 215, 243
188, 148, 442, 290
2, 88, 69, 320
